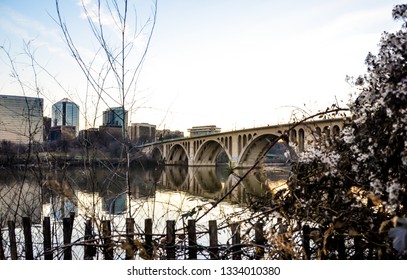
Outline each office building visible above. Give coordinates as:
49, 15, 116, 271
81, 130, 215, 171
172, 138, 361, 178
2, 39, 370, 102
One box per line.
0, 94, 43, 144
188, 125, 221, 137
129, 123, 156, 144
51, 98, 79, 135
103, 107, 128, 127
49, 126, 76, 141
43, 117, 51, 141
78, 128, 99, 146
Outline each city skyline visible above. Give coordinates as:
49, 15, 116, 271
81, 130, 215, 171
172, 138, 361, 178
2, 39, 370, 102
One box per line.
0, 93, 167, 141
0, 0, 403, 135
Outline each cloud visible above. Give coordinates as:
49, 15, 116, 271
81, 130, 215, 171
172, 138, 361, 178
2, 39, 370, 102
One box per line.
0, 5, 66, 56
76, 0, 156, 59
78, 0, 118, 29
316, 5, 396, 38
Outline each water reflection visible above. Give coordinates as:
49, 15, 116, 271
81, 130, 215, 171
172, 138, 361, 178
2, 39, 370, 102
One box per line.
0, 165, 290, 259
0, 165, 290, 226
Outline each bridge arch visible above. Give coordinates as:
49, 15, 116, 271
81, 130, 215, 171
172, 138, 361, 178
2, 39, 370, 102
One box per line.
151, 146, 163, 162
167, 144, 189, 165
239, 133, 283, 167
194, 167, 224, 193
164, 166, 188, 187
194, 140, 231, 166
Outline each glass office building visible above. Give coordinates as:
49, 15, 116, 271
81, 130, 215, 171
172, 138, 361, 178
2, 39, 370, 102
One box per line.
102, 107, 128, 127
0, 94, 44, 144
51, 98, 79, 135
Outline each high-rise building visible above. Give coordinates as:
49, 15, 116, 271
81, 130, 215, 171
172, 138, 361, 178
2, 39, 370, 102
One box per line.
51, 98, 79, 135
102, 107, 128, 127
0, 94, 44, 144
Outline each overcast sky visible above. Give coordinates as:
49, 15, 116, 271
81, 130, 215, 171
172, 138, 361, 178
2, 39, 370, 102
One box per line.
0, 0, 402, 135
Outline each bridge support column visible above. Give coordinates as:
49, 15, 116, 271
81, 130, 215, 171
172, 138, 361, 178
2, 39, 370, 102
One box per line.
230, 136, 240, 168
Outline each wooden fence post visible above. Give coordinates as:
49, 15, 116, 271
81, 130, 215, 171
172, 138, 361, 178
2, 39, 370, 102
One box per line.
336, 234, 346, 260
145, 218, 153, 258
0, 227, 5, 260
208, 220, 218, 259
125, 218, 135, 260
254, 222, 265, 259
43, 217, 53, 260
354, 236, 363, 260
166, 220, 176, 260
22, 217, 33, 260
320, 227, 327, 260
69, 212, 75, 236
188, 219, 197, 260
63, 217, 72, 260
84, 219, 95, 260
7, 221, 17, 260
302, 225, 311, 260
230, 223, 241, 260
102, 220, 113, 260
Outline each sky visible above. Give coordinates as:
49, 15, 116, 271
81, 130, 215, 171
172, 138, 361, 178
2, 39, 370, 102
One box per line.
0, 0, 403, 135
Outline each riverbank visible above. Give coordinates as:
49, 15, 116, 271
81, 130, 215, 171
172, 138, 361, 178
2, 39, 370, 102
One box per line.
0, 150, 159, 169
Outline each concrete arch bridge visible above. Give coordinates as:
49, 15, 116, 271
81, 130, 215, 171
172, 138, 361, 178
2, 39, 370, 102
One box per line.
139, 118, 348, 168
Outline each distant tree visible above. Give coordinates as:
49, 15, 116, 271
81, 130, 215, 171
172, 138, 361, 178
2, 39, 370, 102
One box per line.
0, 140, 16, 166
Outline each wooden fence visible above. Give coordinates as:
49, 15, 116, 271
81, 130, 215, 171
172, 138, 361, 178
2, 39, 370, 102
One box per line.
0, 214, 271, 260
0, 214, 382, 260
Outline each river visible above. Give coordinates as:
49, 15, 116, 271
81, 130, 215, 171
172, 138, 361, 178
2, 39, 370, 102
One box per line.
0, 164, 290, 221
0, 163, 290, 259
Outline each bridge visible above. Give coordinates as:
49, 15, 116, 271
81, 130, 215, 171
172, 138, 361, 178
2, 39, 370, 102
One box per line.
139, 118, 348, 168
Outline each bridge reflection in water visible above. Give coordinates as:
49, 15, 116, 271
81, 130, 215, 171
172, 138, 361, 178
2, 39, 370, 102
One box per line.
159, 165, 290, 205
0, 164, 290, 259
0, 163, 290, 228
